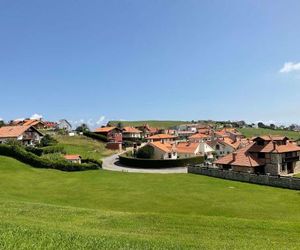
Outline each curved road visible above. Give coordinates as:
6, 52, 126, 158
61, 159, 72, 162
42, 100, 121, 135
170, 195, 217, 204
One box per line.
102, 153, 187, 174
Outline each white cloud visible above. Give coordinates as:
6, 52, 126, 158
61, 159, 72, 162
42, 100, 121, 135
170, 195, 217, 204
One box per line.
30, 113, 43, 120
96, 116, 106, 125
279, 62, 300, 73
0, 117, 3, 121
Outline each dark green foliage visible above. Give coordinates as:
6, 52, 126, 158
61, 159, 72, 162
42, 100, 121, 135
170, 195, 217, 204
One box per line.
39, 134, 58, 147
136, 145, 154, 159
0, 145, 100, 171
119, 154, 204, 168
42, 145, 66, 155
76, 123, 90, 132
81, 158, 102, 167
25, 147, 44, 156
83, 131, 108, 142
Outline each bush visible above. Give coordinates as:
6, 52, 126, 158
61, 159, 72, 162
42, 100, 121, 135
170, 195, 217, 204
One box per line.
25, 146, 44, 156
83, 131, 108, 142
42, 145, 66, 154
0, 144, 99, 171
136, 145, 154, 159
119, 154, 204, 168
39, 134, 58, 147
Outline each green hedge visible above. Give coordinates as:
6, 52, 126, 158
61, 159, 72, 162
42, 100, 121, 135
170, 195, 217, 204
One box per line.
0, 144, 100, 171
119, 154, 204, 168
25, 145, 66, 156
83, 131, 108, 142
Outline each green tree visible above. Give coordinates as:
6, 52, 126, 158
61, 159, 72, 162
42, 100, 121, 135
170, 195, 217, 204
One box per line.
40, 134, 58, 147
76, 123, 90, 132
136, 145, 154, 159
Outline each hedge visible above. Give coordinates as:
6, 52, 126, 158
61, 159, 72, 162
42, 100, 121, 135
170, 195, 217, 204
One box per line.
83, 131, 108, 142
119, 154, 204, 168
25, 145, 66, 156
0, 144, 100, 171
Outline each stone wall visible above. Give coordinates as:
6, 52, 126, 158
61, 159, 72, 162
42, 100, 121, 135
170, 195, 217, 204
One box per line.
188, 166, 300, 190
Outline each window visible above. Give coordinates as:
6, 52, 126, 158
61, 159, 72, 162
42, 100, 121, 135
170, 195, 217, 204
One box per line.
258, 152, 265, 159
216, 144, 220, 150
256, 140, 264, 146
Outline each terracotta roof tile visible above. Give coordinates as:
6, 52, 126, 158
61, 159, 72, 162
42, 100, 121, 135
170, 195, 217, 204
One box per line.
147, 134, 176, 140
0, 125, 32, 138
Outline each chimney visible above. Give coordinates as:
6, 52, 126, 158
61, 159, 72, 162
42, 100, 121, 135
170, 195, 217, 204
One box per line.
232, 152, 237, 161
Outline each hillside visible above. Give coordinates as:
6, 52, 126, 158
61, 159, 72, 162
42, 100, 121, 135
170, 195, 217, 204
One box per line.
238, 127, 300, 140
108, 120, 191, 129
54, 135, 115, 160
1, 156, 300, 249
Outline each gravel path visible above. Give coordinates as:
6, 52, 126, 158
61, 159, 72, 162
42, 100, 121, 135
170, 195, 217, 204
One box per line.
102, 153, 187, 174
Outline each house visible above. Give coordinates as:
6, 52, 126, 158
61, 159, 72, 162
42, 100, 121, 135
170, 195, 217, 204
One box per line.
146, 134, 177, 143
198, 142, 215, 160
214, 135, 300, 175
44, 121, 58, 130
147, 141, 177, 159
63, 154, 82, 164
176, 142, 204, 158
135, 124, 158, 138
122, 127, 142, 140
188, 133, 211, 143
177, 130, 196, 140
57, 119, 72, 132
94, 126, 122, 143
0, 125, 43, 146
22, 119, 45, 129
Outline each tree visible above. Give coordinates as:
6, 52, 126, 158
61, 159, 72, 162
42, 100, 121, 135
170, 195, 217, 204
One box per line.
0, 120, 4, 128
116, 122, 124, 130
136, 145, 154, 159
76, 123, 90, 132
269, 124, 276, 130
39, 134, 58, 147
257, 122, 265, 128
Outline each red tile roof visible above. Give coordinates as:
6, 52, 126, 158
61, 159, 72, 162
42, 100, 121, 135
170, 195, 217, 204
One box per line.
0, 125, 33, 138
64, 154, 81, 160
189, 133, 210, 139
122, 127, 142, 133
94, 127, 116, 133
214, 143, 264, 167
249, 142, 300, 153
176, 142, 199, 154
149, 141, 173, 153
147, 134, 176, 140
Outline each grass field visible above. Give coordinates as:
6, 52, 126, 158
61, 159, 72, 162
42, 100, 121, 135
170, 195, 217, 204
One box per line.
54, 135, 115, 160
1, 156, 300, 249
109, 120, 190, 129
239, 127, 300, 140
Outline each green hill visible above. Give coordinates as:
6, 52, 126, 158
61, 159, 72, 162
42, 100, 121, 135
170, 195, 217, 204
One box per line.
108, 120, 190, 129
238, 127, 300, 140
1, 156, 300, 249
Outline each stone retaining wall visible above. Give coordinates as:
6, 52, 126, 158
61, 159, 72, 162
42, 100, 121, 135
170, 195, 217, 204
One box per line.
188, 166, 300, 190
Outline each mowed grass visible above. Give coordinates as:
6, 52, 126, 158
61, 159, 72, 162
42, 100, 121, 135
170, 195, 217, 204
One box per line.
1, 157, 300, 248
239, 127, 300, 140
54, 135, 115, 160
109, 120, 190, 129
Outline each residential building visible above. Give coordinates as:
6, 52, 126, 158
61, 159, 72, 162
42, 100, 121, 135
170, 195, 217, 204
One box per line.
57, 119, 72, 132
122, 127, 142, 140
0, 125, 43, 146
147, 141, 177, 160
214, 136, 300, 175
63, 154, 82, 164
146, 134, 177, 143
94, 126, 122, 143
188, 133, 211, 143
135, 124, 158, 138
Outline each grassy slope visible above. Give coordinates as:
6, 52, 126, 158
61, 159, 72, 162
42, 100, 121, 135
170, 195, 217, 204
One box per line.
54, 135, 115, 160
239, 127, 300, 140
109, 120, 190, 129
1, 156, 300, 249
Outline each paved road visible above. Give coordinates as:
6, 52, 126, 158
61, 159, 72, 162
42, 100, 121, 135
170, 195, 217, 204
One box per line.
102, 153, 187, 174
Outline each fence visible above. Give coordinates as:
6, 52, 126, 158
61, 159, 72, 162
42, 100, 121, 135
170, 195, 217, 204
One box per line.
188, 166, 300, 190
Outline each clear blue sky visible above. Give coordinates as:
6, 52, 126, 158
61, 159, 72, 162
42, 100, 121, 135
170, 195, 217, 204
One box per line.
1, 0, 300, 127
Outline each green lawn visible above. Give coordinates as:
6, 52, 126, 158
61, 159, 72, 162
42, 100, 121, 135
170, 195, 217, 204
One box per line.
1, 156, 300, 249
239, 127, 300, 140
109, 120, 190, 129
54, 135, 115, 160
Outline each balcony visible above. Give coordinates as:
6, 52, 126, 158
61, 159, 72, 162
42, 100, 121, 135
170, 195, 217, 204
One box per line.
283, 156, 299, 163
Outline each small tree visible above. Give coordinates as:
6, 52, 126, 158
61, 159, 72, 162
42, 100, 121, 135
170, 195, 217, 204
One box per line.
0, 120, 4, 128
76, 123, 90, 132
40, 134, 57, 147
136, 145, 154, 159
117, 122, 124, 130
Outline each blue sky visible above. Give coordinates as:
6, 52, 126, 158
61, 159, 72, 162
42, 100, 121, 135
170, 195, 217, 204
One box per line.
1, 0, 300, 127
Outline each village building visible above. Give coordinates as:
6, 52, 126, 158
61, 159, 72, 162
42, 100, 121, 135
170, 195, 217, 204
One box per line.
147, 141, 177, 160
57, 119, 72, 132
0, 125, 43, 146
122, 127, 142, 140
188, 133, 211, 143
214, 136, 300, 175
135, 124, 158, 138
63, 154, 82, 164
94, 126, 122, 150
146, 134, 177, 143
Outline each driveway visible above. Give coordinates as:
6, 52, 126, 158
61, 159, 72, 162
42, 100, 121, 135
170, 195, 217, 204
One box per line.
102, 153, 187, 174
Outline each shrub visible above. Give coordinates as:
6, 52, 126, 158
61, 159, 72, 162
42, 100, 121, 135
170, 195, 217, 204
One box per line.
39, 134, 57, 147
42, 145, 66, 154
25, 146, 44, 156
0, 144, 99, 171
119, 154, 204, 168
83, 131, 108, 142
136, 145, 154, 159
